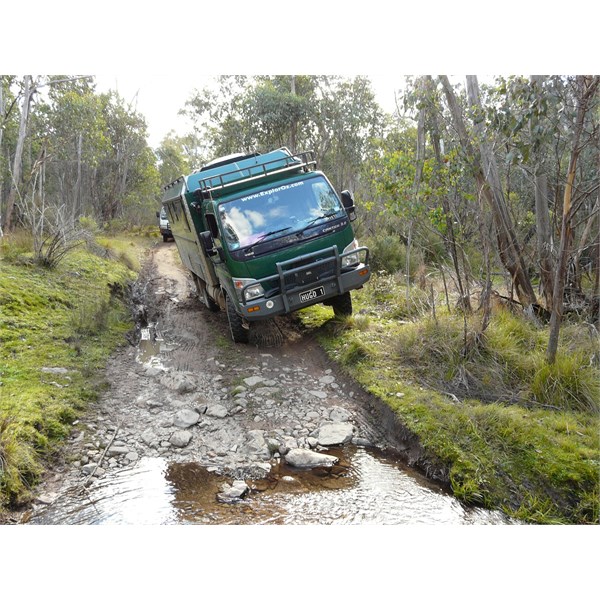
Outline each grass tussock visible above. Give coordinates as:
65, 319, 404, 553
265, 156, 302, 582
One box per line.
0, 231, 140, 514
297, 272, 600, 524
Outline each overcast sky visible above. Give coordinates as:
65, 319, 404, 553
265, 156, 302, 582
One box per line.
7, 2, 593, 152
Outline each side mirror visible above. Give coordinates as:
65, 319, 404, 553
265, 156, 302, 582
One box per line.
340, 190, 357, 221
200, 231, 217, 256
156, 211, 160, 218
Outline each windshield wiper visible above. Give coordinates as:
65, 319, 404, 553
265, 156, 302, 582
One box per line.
299, 211, 339, 235
244, 227, 292, 252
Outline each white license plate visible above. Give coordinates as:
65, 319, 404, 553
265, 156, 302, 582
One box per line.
299, 286, 325, 303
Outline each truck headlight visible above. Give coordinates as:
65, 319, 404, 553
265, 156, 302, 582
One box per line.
342, 239, 361, 269
243, 283, 265, 301
233, 278, 265, 302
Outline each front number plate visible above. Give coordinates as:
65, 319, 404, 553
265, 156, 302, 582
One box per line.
299, 286, 325, 303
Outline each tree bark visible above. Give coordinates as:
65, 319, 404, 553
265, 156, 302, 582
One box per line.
547, 75, 600, 363
4, 75, 34, 232
440, 75, 538, 310
425, 76, 470, 311
530, 76, 555, 310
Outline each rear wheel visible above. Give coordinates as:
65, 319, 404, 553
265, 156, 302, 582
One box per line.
330, 292, 353, 317
226, 294, 249, 343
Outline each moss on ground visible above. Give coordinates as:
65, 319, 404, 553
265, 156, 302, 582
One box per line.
0, 238, 142, 512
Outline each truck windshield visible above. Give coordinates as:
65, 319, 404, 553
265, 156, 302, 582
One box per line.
218, 176, 345, 250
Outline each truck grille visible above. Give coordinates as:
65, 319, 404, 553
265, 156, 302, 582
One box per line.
282, 258, 335, 289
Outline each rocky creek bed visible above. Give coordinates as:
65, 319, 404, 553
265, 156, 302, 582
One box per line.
22, 243, 469, 523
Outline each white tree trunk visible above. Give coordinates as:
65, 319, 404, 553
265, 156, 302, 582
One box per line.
4, 75, 34, 231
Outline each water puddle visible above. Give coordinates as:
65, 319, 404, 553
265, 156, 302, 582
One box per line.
30, 446, 511, 525
137, 324, 169, 369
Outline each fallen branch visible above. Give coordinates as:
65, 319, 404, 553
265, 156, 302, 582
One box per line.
79, 425, 120, 492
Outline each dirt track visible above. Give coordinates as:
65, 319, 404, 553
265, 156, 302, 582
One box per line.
19, 242, 441, 521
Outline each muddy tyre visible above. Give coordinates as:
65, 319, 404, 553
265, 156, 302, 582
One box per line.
226, 294, 249, 343
330, 292, 353, 317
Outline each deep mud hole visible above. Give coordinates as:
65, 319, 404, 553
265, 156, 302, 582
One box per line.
22, 243, 510, 525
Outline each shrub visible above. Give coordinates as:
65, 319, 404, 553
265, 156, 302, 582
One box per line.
531, 355, 600, 414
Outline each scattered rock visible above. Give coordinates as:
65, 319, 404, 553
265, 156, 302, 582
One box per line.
217, 480, 249, 503
141, 430, 159, 448
317, 422, 354, 446
284, 448, 338, 468
173, 408, 200, 428
206, 404, 228, 418
160, 372, 197, 394
170, 430, 193, 448
329, 406, 352, 422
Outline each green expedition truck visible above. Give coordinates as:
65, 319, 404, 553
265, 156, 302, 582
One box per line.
160, 147, 370, 343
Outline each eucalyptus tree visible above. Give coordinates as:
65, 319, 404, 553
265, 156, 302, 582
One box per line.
546, 75, 599, 364
182, 75, 384, 192
3, 75, 34, 233
440, 75, 539, 312
96, 90, 161, 226
155, 132, 193, 187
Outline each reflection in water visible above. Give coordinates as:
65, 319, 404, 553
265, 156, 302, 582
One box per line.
31, 447, 511, 525
238, 448, 509, 525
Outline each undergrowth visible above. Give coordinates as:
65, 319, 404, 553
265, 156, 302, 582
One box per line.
0, 231, 140, 513
297, 272, 600, 524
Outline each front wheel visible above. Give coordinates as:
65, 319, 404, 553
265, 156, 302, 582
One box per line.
226, 294, 249, 343
330, 292, 353, 317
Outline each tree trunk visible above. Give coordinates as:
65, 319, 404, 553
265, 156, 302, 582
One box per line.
440, 75, 538, 310
406, 77, 427, 299
547, 76, 600, 363
4, 75, 34, 232
530, 76, 555, 310
425, 76, 470, 311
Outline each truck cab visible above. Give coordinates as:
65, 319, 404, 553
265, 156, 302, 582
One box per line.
161, 148, 370, 342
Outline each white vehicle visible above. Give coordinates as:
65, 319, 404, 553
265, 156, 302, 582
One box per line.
156, 207, 173, 242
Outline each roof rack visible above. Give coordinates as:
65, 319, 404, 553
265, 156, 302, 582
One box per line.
194, 150, 316, 198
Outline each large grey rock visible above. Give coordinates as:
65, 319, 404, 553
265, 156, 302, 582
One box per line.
242, 430, 270, 458
141, 429, 159, 448
317, 422, 354, 446
217, 480, 248, 503
170, 430, 193, 448
173, 408, 200, 428
206, 404, 228, 418
160, 372, 197, 394
243, 376, 265, 387
329, 406, 352, 423
284, 448, 338, 468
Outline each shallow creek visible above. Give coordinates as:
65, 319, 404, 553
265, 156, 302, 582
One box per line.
30, 445, 510, 525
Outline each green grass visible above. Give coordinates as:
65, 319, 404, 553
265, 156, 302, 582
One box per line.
297, 273, 600, 524
0, 235, 139, 511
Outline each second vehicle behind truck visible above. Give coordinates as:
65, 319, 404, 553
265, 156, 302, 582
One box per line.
161, 147, 370, 342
